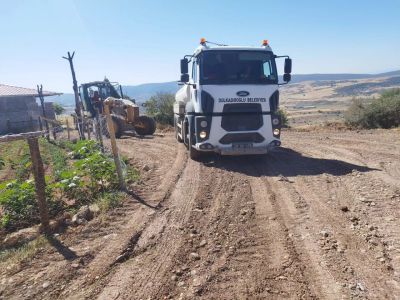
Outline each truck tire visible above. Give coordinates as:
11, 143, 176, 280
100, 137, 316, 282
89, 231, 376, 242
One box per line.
174, 116, 183, 143
134, 116, 156, 136
188, 119, 201, 160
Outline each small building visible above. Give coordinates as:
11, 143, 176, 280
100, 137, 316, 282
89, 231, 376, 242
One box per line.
0, 84, 62, 135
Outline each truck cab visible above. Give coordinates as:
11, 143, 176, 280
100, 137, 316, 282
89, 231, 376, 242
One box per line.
174, 39, 292, 159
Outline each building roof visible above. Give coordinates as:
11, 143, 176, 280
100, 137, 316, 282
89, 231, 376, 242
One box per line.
0, 84, 62, 98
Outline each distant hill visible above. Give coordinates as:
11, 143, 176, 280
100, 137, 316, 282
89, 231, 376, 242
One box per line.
288, 70, 400, 83
47, 70, 400, 107
122, 82, 179, 101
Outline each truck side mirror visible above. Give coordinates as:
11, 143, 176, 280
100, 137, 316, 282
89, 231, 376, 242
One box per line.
180, 73, 189, 83
284, 58, 292, 74
283, 73, 291, 83
180, 58, 189, 74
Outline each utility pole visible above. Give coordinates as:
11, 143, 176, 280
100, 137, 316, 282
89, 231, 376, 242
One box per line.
63, 51, 85, 140
37, 85, 50, 141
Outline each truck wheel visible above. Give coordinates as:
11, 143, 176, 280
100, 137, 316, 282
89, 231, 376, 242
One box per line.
188, 120, 201, 160
174, 117, 183, 143
135, 116, 156, 136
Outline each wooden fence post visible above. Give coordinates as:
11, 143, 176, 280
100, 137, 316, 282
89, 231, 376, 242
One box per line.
104, 101, 126, 191
27, 137, 50, 234
87, 119, 91, 140
66, 119, 71, 141
95, 111, 104, 152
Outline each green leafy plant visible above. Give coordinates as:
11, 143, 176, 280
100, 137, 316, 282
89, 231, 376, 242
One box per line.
74, 151, 118, 196
69, 140, 100, 159
0, 179, 59, 230
0, 180, 38, 229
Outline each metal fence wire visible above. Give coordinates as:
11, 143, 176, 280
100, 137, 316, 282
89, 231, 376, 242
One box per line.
42, 113, 127, 189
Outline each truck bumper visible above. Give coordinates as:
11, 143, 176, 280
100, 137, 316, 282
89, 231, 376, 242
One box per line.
195, 140, 281, 156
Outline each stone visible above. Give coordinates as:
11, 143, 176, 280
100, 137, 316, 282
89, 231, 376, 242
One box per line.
190, 252, 200, 261
88, 204, 100, 215
42, 282, 50, 289
2, 226, 39, 249
199, 240, 207, 247
320, 230, 329, 238
340, 206, 349, 212
356, 282, 365, 291
71, 205, 93, 225
142, 165, 150, 172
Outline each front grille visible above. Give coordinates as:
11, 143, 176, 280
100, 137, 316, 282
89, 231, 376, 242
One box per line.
219, 132, 265, 144
221, 103, 263, 131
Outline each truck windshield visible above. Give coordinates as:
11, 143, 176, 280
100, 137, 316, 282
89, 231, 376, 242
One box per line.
199, 50, 277, 85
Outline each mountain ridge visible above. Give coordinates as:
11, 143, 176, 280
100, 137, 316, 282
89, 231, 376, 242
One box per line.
48, 70, 400, 106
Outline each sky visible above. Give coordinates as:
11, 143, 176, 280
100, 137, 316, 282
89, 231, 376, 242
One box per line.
0, 0, 399, 92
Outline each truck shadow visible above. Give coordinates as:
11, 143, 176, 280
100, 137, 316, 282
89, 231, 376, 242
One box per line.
201, 147, 378, 177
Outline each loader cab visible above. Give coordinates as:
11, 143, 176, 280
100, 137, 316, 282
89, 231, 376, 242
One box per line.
79, 79, 122, 117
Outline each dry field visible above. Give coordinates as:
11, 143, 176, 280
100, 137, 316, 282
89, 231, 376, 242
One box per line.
281, 75, 400, 126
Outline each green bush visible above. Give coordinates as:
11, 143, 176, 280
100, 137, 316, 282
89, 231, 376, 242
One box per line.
277, 108, 289, 127
143, 92, 175, 125
345, 89, 400, 128
53, 103, 65, 115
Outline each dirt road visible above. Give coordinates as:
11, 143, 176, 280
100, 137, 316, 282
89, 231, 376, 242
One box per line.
2, 129, 400, 299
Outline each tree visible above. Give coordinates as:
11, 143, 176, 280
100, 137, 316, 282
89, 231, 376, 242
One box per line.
143, 92, 175, 125
53, 103, 65, 115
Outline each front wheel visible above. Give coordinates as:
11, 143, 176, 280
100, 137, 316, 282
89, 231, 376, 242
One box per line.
174, 116, 183, 143
134, 116, 156, 136
188, 119, 201, 160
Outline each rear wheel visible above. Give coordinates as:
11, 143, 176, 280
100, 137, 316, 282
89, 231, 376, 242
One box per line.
134, 116, 156, 136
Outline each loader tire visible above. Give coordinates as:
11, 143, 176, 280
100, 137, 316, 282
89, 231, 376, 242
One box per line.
135, 116, 156, 136
102, 116, 123, 138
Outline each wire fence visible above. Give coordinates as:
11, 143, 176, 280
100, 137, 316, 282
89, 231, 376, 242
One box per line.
48, 112, 128, 189
0, 108, 128, 234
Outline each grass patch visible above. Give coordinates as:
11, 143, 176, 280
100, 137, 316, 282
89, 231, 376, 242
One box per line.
97, 192, 125, 212
0, 235, 48, 266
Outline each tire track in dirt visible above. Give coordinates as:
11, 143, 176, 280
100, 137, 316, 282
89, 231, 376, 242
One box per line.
94, 159, 202, 299
4, 130, 400, 300
53, 137, 188, 300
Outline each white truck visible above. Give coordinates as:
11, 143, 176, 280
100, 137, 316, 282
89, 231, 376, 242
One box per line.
174, 39, 292, 159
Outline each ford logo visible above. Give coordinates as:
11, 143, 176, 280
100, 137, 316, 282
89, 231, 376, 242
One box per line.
236, 91, 249, 97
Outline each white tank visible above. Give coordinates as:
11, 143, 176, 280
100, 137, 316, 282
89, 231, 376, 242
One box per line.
174, 85, 190, 115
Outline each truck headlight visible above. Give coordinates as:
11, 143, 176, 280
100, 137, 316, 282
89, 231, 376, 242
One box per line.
200, 120, 208, 128
272, 118, 280, 126
273, 129, 280, 136
199, 131, 207, 139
